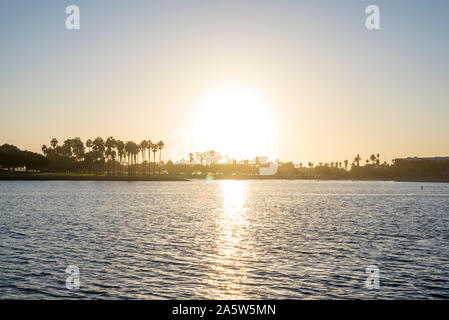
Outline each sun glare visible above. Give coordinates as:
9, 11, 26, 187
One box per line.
192, 85, 278, 161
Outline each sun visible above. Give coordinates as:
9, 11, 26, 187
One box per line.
191, 85, 278, 161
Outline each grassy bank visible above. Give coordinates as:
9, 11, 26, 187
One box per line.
0, 172, 188, 181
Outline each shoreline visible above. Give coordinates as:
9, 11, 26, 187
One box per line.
1, 173, 448, 183
0, 173, 188, 182
204, 176, 449, 183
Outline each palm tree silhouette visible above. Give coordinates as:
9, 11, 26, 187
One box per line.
41, 145, 48, 155
157, 140, 164, 175
105, 137, 116, 176
151, 142, 158, 175
147, 140, 153, 176
125, 141, 133, 175
132, 142, 139, 175
139, 140, 148, 176
50, 138, 58, 150
116, 140, 125, 175
92, 137, 105, 175
123, 141, 139, 175
86, 139, 92, 152
354, 154, 361, 167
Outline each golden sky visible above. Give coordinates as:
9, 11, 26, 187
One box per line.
1, 1, 448, 164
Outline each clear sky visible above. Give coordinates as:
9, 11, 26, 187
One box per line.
1, 0, 448, 164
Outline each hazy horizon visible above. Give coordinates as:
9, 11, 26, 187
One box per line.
1, 0, 449, 164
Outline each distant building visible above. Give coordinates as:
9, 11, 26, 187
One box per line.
394, 156, 449, 178
395, 157, 449, 165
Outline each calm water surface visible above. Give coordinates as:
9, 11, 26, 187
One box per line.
0, 180, 448, 299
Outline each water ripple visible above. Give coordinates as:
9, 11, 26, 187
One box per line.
0, 180, 448, 299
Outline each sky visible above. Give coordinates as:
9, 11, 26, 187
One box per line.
1, 0, 448, 164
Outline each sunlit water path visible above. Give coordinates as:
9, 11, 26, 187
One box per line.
1, 180, 448, 299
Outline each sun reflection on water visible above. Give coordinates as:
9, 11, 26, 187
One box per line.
206, 180, 251, 299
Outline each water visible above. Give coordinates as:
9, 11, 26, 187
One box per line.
0, 180, 448, 299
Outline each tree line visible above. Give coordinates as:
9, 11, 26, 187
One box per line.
39, 137, 165, 175
2, 140, 448, 179
164, 153, 394, 179
0, 144, 48, 171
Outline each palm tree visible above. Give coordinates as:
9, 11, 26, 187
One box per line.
71, 138, 85, 162
116, 140, 125, 175
139, 140, 148, 175
132, 142, 139, 175
157, 140, 164, 175
50, 138, 58, 150
104, 148, 113, 175
354, 154, 361, 167
147, 140, 152, 176
86, 139, 93, 152
370, 154, 376, 165
125, 141, 133, 175
105, 137, 116, 176
41, 145, 48, 156
151, 142, 158, 175
92, 137, 105, 175
124, 141, 139, 175
111, 143, 118, 176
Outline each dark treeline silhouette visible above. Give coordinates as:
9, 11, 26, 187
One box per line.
38, 137, 165, 176
162, 153, 395, 179
274, 154, 449, 180
1, 140, 448, 180
276, 154, 449, 180
0, 144, 48, 171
